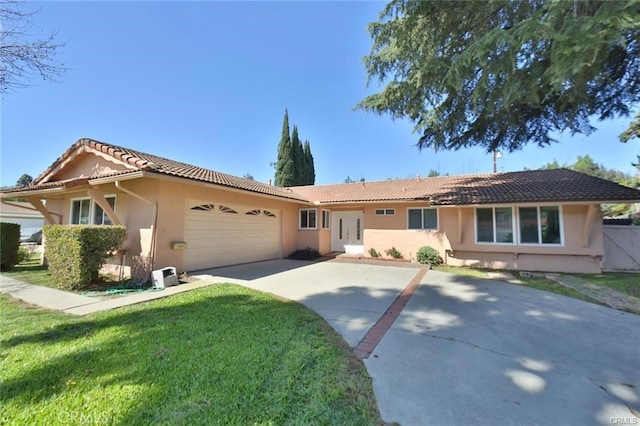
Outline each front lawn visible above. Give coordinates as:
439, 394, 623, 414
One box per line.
1, 253, 52, 287
570, 272, 640, 298
434, 265, 604, 306
0, 285, 382, 425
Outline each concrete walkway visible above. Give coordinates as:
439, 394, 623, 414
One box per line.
0, 274, 221, 316
546, 273, 640, 313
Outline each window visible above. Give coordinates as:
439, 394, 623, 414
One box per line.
71, 196, 116, 225
519, 206, 562, 245
94, 196, 116, 225
476, 207, 514, 244
299, 208, 317, 229
407, 208, 438, 230
375, 208, 395, 216
321, 210, 330, 229
191, 204, 215, 211
219, 205, 238, 214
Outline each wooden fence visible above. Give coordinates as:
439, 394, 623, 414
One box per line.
603, 225, 640, 272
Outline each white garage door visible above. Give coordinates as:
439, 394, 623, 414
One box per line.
183, 201, 281, 271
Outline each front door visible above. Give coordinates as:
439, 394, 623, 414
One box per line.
331, 211, 364, 254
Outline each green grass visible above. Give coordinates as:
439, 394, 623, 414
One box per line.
434, 265, 605, 306
570, 273, 640, 298
433, 265, 490, 279
1, 254, 52, 287
0, 285, 382, 425
516, 275, 606, 305
2, 254, 139, 292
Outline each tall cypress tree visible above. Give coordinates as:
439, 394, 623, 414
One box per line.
303, 140, 315, 185
291, 125, 305, 185
274, 110, 295, 187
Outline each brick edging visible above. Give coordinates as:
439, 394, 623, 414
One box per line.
353, 266, 429, 360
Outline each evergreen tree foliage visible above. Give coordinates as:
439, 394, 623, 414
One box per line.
358, 1, 640, 153
16, 174, 33, 187
291, 125, 305, 184
536, 155, 640, 216
620, 112, 640, 143
303, 140, 315, 185
274, 110, 316, 186
274, 110, 295, 187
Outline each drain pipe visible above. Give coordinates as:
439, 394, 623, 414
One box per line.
115, 181, 158, 272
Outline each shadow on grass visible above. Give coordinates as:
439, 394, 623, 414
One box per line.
1, 286, 381, 425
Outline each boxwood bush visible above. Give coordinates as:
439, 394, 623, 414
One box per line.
416, 246, 442, 266
0, 222, 21, 271
44, 225, 127, 290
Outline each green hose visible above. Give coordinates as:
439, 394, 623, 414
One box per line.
82, 287, 162, 297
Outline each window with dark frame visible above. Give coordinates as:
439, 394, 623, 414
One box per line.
407, 208, 438, 230
299, 209, 317, 229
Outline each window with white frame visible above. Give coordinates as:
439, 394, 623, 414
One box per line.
299, 208, 317, 229
518, 206, 562, 245
375, 208, 395, 216
71, 196, 116, 225
407, 208, 438, 230
321, 210, 330, 229
476, 207, 514, 244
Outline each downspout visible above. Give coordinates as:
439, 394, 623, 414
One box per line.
115, 181, 158, 271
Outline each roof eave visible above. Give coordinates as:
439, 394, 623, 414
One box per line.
0, 186, 65, 198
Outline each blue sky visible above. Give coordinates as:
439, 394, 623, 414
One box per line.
1, 1, 638, 187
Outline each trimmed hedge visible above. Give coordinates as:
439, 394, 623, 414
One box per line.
416, 246, 442, 265
0, 222, 21, 271
44, 225, 127, 290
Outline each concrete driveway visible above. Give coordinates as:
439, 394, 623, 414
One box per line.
202, 259, 419, 347
205, 260, 640, 425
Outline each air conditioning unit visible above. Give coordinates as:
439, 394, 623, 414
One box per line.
151, 267, 179, 289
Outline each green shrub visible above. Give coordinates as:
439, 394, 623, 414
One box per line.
0, 222, 21, 270
368, 248, 381, 258
416, 246, 442, 265
17, 246, 31, 264
44, 225, 127, 290
288, 247, 321, 261
384, 247, 403, 259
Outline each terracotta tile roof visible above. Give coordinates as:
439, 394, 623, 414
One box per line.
24, 138, 310, 202
4, 138, 639, 206
290, 169, 640, 205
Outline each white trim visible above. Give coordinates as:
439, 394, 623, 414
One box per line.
474, 206, 516, 245
374, 208, 396, 216
299, 208, 318, 230
517, 205, 565, 246
406, 207, 438, 230
70, 194, 117, 225
473, 205, 564, 246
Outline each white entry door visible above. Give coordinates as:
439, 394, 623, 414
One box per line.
331, 211, 364, 254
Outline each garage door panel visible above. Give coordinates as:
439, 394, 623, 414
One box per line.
183, 202, 281, 271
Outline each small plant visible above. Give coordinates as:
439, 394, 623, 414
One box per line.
288, 247, 321, 260
416, 246, 442, 265
384, 247, 403, 259
368, 248, 381, 258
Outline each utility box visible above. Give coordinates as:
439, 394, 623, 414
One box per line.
151, 267, 179, 289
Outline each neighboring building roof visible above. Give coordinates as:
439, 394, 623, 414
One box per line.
5, 138, 310, 203
0, 201, 44, 217
290, 169, 640, 205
